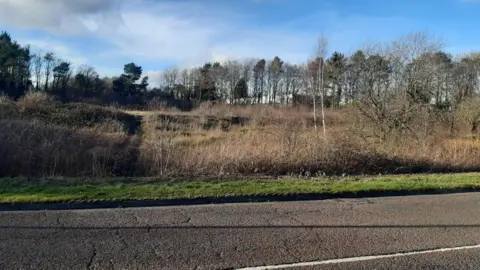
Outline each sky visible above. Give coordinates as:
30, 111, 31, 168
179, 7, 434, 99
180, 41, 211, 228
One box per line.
0, 0, 480, 85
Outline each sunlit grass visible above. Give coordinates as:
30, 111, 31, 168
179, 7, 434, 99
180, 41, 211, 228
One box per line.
1, 173, 480, 203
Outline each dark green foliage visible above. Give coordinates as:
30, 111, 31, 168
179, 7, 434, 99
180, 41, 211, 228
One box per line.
344, 50, 366, 102
253, 59, 266, 103
124, 62, 142, 82
326, 51, 346, 108
52, 61, 72, 96
113, 62, 149, 97
233, 77, 248, 101
0, 31, 31, 99
268, 56, 283, 103
194, 62, 217, 101
43, 52, 55, 92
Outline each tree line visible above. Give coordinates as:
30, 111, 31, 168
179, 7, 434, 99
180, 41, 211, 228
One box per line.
0, 31, 152, 105
2, 30, 480, 115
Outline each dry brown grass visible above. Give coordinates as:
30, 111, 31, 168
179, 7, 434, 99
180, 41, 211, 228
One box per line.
135, 102, 480, 177
17, 91, 57, 109
89, 118, 129, 135
0, 93, 13, 104
0, 119, 138, 177
0, 94, 19, 119
3, 96, 480, 178
137, 109, 395, 176
0, 93, 142, 177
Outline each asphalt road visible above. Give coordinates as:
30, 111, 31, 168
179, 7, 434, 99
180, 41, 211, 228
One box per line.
2, 193, 480, 270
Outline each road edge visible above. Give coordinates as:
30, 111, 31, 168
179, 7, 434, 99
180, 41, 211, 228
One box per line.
0, 188, 478, 211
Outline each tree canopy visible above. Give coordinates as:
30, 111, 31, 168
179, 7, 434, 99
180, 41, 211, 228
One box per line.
1, 30, 480, 113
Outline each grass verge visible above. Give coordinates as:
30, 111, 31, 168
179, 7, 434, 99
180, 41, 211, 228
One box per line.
1, 173, 480, 204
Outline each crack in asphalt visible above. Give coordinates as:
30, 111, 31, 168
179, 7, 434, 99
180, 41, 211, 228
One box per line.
7, 194, 480, 270
129, 211, 142, 225
290, 215, 306, 226
36, 212, 65, 240
126, 211, 152, 232
86, 243, 97, 270
326, 244, 338, 259
41, 229, 60, 240
115, 229, 129, 250
336, 199, 376, 209
273, 207, 312, 226
178, 209, 192, 225
55, 216, 62, 227
281, 237, 302, 262
114, 212, 145, 264
154, 247, 174, 261
183, 216, 192, 224
264, 207, 285, 225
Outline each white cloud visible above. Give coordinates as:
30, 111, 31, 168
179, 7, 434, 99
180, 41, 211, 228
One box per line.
0, 0, 122, 35
0, 0, 420, 79
90, 0, 248, 66
99, 1, 420, 66
93, 0, 322, 65
21, 38, 88, 66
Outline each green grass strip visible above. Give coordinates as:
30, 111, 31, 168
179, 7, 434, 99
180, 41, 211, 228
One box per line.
1, 173, 480, 204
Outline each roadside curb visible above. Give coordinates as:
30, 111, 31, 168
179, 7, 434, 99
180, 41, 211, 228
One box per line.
0, 188, 478, 211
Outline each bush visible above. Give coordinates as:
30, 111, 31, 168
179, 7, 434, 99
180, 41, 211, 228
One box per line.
0, 119, 139, 177
4, 98, 480, 178
13, 99, 142, 134
0, 94, 19, 119
0, 93, 13, 104
17, 91, 56, 109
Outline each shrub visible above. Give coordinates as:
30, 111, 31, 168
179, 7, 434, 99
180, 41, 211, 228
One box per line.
0, 119, 139, 177
0, 94, 19, 119
17, 91, 56, 109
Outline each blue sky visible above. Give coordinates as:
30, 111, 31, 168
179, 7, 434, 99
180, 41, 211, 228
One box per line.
0, 0, 479, 84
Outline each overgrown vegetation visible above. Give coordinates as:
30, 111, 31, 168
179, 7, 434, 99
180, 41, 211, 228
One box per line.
3, 31, 480, 181
2, 94, 480, 178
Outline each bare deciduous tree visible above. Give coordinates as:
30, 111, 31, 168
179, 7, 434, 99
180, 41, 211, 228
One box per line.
162, 67, 179, 96
353, 32, 445, 144
43, 52, 55, 92
224, 60, 242, 104
75, 64, 99, 94
32, 52, 43, 91
312, 35, 328, 135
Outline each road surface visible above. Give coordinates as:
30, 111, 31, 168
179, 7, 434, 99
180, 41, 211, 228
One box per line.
2, 193, 480, 269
